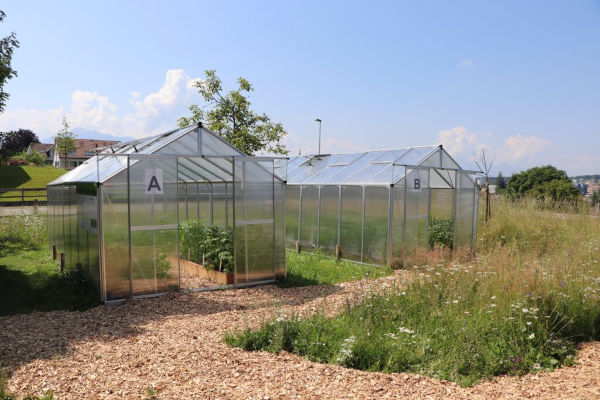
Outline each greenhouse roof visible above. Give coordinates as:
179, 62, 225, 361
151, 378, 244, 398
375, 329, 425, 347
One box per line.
286, 145, 464, 185
48, 125, 245, 186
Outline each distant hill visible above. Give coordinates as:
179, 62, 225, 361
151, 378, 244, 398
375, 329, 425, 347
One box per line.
39, 128, 136, 144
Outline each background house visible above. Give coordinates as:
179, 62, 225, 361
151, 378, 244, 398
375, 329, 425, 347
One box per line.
28, 139, 121, 169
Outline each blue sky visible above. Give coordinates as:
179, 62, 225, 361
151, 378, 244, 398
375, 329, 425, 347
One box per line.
1, 0, 599, 175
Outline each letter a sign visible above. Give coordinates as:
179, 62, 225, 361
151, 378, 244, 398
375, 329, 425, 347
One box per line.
145, 169, 163, 195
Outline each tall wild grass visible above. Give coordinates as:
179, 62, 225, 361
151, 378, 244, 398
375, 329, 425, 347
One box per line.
226, 197, 600, 386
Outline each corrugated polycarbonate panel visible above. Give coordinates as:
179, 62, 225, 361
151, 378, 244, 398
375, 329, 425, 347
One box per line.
285, 185, 300, 247
430, 188, 453, 220
430, 168, 455, 189
418, 149, 442, 168
318, 185, 339, 256
442, 151, 460, 169
274, 181, 286, 276
197, 183, 212, 225
324, 152, 382, 184
391, 181, 405, 261
201, 131, 244, 156
129, 157, 180, 296
212, 183, 228, 227
396, 147, 438, 166
234, 159, 275, 284
102, 170, 130, 301
339, 185, 363, 261
299, 185, 318, 250
455, 171, 475, 247
363, 186, 389, 264
157, 130, 199, 155
404, 168, 429, 249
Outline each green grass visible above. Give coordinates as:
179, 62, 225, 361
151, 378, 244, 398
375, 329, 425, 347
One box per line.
278, 250, 393, 288
0, 166, 66, 202
227, 197, 600, 386
0, 213, 98, 316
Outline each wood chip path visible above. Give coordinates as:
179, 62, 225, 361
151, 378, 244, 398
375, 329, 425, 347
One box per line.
1, 272, 599, 399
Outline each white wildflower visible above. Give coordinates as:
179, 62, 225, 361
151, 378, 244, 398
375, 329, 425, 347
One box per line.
398, 327, 414, 334
528, 333, 535, 340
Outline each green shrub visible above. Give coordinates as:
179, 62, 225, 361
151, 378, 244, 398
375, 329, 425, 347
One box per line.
428, 217, 453, 249
24, 150, 46, 166
180, 220, 233, 273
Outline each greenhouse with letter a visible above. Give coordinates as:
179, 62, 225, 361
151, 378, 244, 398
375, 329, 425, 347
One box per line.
47, 124, 286, 303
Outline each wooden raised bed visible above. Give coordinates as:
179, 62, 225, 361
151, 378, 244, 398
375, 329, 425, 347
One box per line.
179, 258, 234, 285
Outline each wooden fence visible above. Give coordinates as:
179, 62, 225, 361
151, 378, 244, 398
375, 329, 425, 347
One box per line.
0, 187, 47, 206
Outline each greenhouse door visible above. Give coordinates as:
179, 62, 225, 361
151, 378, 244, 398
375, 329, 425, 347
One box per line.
234, 158, 276, 285
128, 157, 180, 296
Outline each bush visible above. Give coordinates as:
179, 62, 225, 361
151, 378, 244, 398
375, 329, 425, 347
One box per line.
180, 220, 233, 273
506, 165, 580, 205
24, 150, 46, 166
428, 217, 453, 249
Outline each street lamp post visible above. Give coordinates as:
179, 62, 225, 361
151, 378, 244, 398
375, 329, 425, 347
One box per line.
315, 118, 322, 154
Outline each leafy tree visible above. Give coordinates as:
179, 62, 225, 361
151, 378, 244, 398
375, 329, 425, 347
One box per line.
0, 10, 19, 114
0, 129, 39, 153
178, 69, 288, 155
506, 165, 580, 203
496, 171, 506, 190
54, 117, 76, 169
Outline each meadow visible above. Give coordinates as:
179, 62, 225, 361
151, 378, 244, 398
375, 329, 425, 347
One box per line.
227, 197, 600, 386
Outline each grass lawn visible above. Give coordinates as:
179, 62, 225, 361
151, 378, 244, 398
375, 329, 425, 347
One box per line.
0, 213, 98, 316
227, 197, 600, 386
0, 166, 66, 202
279, 251, 393, 288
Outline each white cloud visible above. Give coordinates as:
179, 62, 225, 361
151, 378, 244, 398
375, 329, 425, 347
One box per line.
438, 126, 554, 171
460, 60, 473, 67
437, 126, 479, 155
0, 69, 201, 139
497, 134, 552, 163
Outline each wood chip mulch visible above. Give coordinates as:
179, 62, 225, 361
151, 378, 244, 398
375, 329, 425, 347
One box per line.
1, 271, 599, 399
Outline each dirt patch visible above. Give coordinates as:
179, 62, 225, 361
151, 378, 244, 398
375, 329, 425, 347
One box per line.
1, 271, 599, 399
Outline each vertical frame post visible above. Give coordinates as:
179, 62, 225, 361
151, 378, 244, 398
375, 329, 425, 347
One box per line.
387, 185, 394, 266
360, 185, 366, 262
127, 155, 133, 297
176, 157, 181, 290
232, 158, 237, 285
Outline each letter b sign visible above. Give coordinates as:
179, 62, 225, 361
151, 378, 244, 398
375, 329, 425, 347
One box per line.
414, 178, 421, 190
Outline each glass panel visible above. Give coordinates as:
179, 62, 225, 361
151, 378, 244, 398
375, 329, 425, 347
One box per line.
102, 170, 130, 301
285, 185, 300, 248
430, 168, 455, 189
156, 129, 199, 155
234, 159, 275, 284
363, 186, 389, 264
318, 185, 339, 256
299, 185, 318, 250
339, 185, 363, 261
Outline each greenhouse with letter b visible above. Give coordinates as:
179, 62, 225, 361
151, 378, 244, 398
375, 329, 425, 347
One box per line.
47, 124, 286, 303
285, 145, 479, 266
